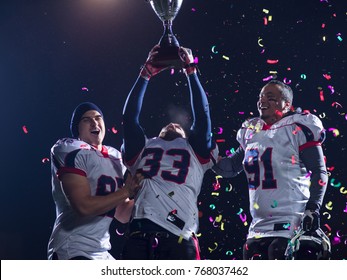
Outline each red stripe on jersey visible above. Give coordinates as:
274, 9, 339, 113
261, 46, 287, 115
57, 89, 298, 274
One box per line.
100, 146, 109, 158
57, 167, 87, 180
299, 141, 321, 152
194, 152, 210, 164
262, 124, 272, 130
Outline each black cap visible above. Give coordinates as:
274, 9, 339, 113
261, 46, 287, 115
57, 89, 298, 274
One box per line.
70, 102, 104, 137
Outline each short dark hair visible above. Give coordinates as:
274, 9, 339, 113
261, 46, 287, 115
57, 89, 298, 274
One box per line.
265, 80, 293, 105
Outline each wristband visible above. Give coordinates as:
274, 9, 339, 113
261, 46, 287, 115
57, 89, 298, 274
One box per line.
184, 63, 199, 75
140, 64, 152, 80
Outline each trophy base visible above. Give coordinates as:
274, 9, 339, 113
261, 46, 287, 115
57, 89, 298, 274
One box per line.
152, 46, 182, 68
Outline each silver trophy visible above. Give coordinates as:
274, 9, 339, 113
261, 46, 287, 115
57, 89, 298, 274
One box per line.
148, 0, 183, 68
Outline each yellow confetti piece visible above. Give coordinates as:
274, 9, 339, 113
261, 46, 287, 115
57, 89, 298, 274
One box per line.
253, 202, 260, 209
215, 214, 222, 223
178, 235, 184, 244
340, 187, 347, 195
325, 201, 333, 211
222, 55, 229, 60
262, 9, 269, 14
208, 242, 218, 253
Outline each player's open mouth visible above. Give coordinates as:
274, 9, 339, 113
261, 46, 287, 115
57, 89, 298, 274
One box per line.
259, 106, 269, 110
91, 130, 100, 135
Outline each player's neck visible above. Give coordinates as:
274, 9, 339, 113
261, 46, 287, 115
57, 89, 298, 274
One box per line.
261, 115, 282, 125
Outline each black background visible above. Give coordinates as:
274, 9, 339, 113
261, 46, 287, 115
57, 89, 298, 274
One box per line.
0, 0, 346, 260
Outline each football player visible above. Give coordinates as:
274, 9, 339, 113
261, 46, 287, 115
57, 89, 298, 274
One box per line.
213, 80, 328, 259
48, 102, 142, 260
121, 45, 218, 260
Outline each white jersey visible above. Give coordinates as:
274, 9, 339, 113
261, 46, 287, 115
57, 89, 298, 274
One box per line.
48, 138, 126, 260
125, 137, 218, 240
236, 113, 325, 239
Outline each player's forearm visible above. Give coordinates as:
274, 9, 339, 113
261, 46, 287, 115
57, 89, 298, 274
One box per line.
122, 76, 148, 124
300, 145, 328, 211
188, 73, 210, 128
122, 76, 148, 161
187, 73, 212, 154
75, 188, 130, 217
212, 146, 245, 178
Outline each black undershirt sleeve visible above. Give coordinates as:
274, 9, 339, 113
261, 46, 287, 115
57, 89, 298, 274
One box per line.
212, 146, 245, 178
300, 145, 328, 211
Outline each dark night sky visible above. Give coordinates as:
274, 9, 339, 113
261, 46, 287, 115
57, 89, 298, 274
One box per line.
1, 0, 346, 260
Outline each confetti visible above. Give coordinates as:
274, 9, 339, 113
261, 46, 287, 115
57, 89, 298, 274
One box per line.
323, 212, 331, 219
211, 45, 218, 54
22, 125, 28, 134
329, 178, 341, 187
331, 102, 342, 108
328, 128, 340, 137
340, 187, 347, 195
262, 75, 274, 81
266, 59, 279, 64
111, 126, 118, 134
258, 38, 264, 47
271, 200, 278, 208
325, 201, 333, 211
208, 242, 218, 253
319, 90, 325, 101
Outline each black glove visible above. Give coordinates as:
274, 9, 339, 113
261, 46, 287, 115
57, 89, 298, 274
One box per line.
302, 210, 320, 232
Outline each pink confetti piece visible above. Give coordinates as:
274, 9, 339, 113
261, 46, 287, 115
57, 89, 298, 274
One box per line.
323, 74, 331, 80
319, 90, 325, 101
263, 17, 268, 25
266, 59, 279, 64
262, 75, 273, 81
22, 125, 28, 134
331, 102, 342, 108
111, 127, 118, 134
283, 78, 291, 84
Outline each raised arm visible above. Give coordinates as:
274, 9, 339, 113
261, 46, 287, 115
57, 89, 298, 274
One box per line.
122, 76, 148, 163
122, 45, 169, 163
212, 146, 245, 178
179, 47, 212, 159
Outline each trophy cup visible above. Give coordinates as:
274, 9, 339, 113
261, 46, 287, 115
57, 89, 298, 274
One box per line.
148, 0, 184, 68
